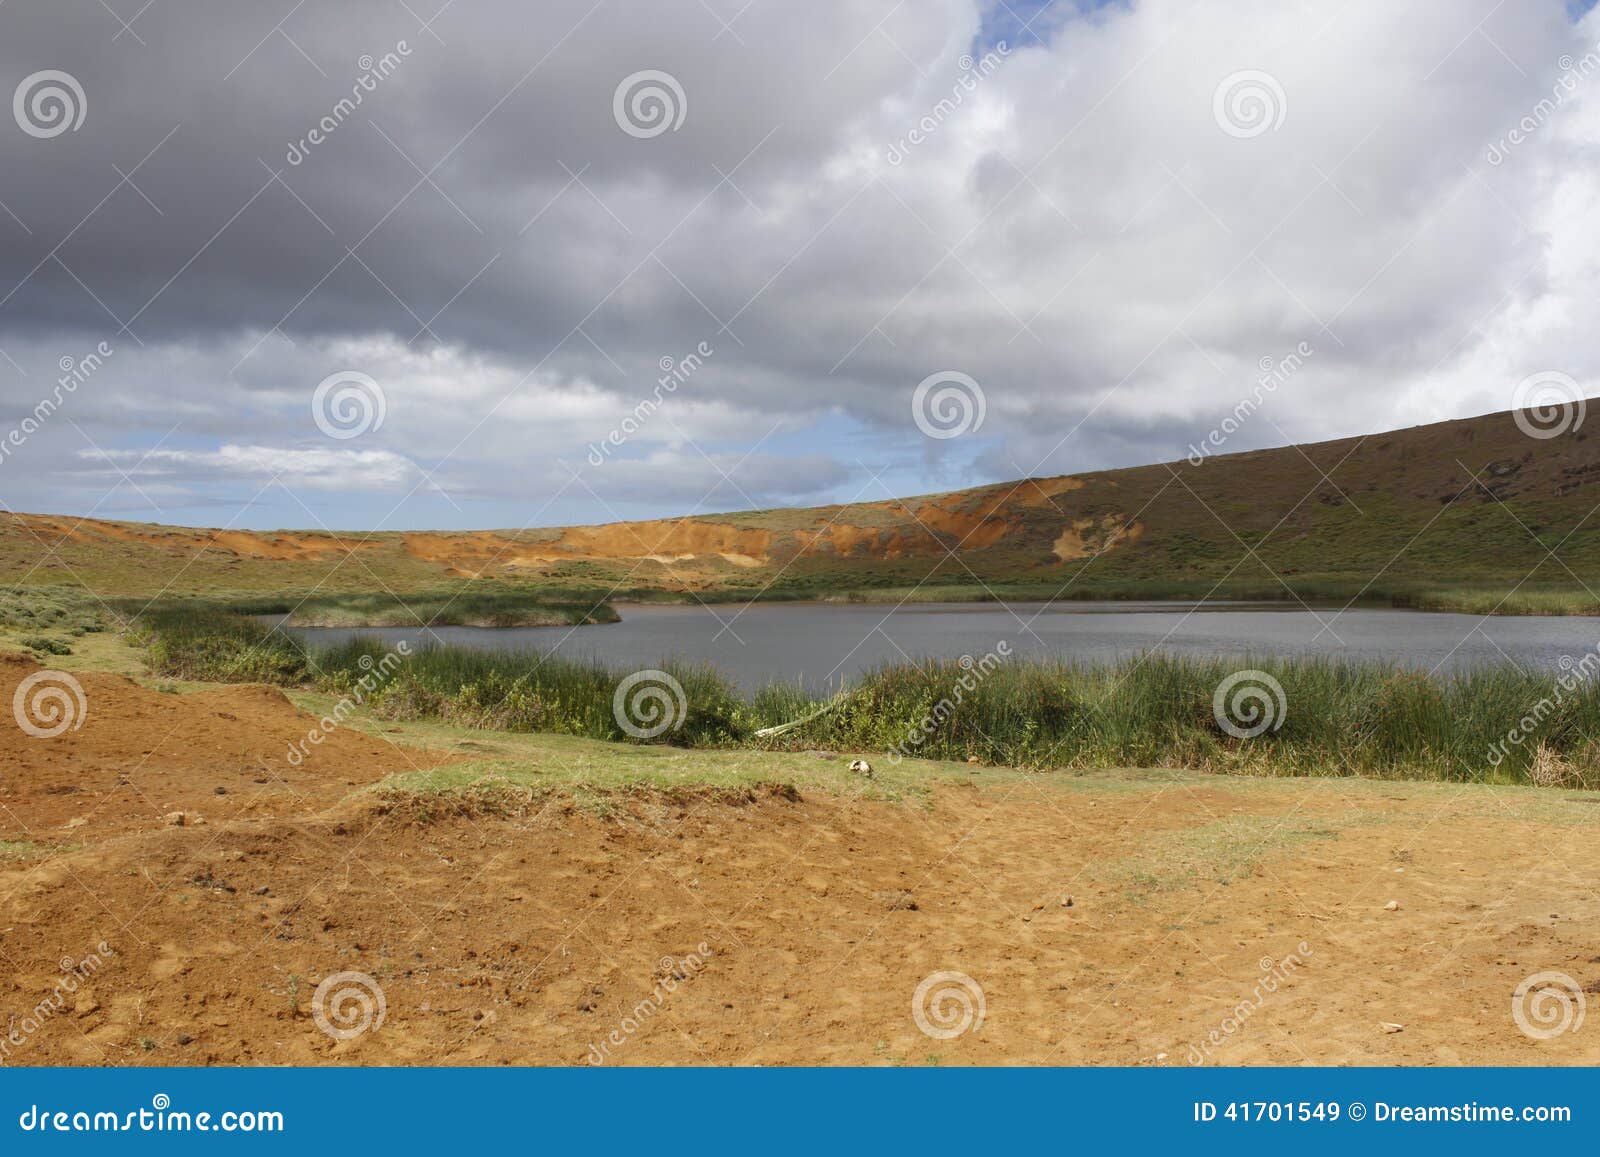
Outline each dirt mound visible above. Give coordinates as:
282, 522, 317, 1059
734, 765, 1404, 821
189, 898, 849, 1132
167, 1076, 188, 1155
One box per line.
5, 732, 1599, 1066
6, 649, 1600, 1067
0, 657, 449, 840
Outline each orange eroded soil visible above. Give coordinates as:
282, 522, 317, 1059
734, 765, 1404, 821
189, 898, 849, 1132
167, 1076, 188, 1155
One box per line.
3, 656, 1598, 1067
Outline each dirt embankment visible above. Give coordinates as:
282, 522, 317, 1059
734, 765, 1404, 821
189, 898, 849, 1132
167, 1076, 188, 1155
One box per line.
4, 655, 1599, 1067
0, 652, 449, 837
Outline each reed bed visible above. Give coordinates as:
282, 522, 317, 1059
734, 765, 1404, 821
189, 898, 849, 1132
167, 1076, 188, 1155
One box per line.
311, 641, 1600, 787
131, 603, 310, 683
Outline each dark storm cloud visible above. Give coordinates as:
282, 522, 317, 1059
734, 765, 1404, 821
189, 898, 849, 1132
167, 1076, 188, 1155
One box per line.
2, 0, 1598, 529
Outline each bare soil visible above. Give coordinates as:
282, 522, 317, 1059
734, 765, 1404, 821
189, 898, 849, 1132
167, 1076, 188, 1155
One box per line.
4, 655, 1599, 1066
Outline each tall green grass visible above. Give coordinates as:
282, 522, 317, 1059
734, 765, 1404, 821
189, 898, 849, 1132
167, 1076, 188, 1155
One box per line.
313, 643, 1600, 786
314, 636, 746, 746
132, 602, 309, 683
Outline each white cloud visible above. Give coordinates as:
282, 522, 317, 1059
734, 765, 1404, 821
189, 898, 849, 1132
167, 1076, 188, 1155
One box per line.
3, 0, 1600, 528
78, 444, 423, 491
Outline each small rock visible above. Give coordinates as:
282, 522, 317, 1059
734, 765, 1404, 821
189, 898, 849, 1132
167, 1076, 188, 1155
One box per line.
164, 811, 187, 826
966, 756, 980, 764
1061, 896, 1074, 908
251, 885, 270, 896
848, 759, 873, 777
61, 816, 88, 830
1380, 1022, 1404, 1033
214, 787, 227, 796
176, 1033, 194, 1045
1384, 900, 1400, 911
1156, 1051, 1169, 1061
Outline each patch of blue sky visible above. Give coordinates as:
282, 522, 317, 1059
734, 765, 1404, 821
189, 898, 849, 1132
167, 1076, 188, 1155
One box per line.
975, 0, 1127, 52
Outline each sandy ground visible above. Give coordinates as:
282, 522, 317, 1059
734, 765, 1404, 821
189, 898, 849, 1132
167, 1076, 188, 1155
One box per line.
3, 654, 1599, 1067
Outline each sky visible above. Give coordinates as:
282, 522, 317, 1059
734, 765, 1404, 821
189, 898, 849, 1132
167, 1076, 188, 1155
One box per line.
2, 0, 1600, 532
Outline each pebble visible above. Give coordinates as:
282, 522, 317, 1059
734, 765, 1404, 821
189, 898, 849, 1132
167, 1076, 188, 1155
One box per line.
1384, 900, 1400, 911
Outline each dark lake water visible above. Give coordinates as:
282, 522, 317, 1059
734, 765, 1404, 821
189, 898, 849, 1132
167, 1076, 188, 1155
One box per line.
280, 601, 1600, 692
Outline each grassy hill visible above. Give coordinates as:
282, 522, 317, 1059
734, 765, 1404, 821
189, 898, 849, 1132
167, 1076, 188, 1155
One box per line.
4, 404, 1599, 612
